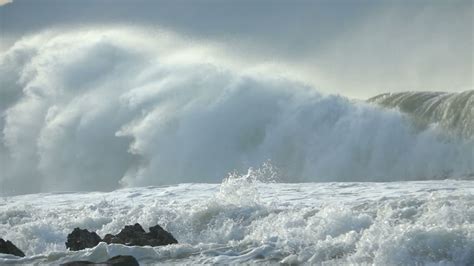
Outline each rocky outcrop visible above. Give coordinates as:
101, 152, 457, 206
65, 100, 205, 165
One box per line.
103, 223, 178, 247
0, 238, 25, 257
61, 255, 139, 266
65, 223, 177, 251
65, 228, 102, 251
148, 224, 178, 245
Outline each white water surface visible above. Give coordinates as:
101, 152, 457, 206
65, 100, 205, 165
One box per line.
1, 172, 473, 265
0, 28, 473, 265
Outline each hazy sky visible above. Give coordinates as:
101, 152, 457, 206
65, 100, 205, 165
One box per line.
1, 0, 472, 98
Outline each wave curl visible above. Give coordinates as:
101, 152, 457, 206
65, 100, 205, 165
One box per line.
0, 29, 472, 194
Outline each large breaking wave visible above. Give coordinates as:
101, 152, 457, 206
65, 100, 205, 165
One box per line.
369, 91, 474, 139
1, 28, 473, 194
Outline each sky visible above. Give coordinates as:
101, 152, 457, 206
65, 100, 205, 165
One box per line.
0, 0, 473, 98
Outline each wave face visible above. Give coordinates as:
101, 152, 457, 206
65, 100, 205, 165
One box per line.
0, 29, 473, 194
369, 91, 474, 139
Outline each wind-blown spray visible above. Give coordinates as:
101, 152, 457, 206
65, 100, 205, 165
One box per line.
0, 28, 472, 194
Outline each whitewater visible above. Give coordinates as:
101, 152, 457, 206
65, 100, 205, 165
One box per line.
1, 173, 473, 264
0, 28, 473, 265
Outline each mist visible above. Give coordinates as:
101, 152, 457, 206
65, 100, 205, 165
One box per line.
1, 0, 472, 98
1, 1, 473, 194
0, 28, 472, 195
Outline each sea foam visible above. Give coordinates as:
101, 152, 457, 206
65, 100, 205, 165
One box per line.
0, 171, 473, 264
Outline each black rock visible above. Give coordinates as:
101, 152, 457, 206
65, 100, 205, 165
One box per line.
105, 255, 139, 266
61, 255, 139, 266
149, 224, 178, 245
65, 228, 102, 251
0, 238, 25, 257
61, 260, 94, 265
103, 223, 177, 247
65, 223, 177, 251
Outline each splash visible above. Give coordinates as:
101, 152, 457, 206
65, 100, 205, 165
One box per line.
1, 180, 473, 264
0, 28, 472, 194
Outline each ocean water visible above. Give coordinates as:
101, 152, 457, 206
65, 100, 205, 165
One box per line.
1, 28, 473, 195
0, 28, 473, 265
1, 173, 473, 265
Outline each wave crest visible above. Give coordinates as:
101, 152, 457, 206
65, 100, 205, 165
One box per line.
0, 29, 473, 194
369, 91, 474, 138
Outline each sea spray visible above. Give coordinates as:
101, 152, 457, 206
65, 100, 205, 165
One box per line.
1, 174, 472, 264
0, 28, 473, 194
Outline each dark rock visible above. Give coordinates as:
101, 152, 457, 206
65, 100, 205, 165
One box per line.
65, 228, 102, 251
0, 238, 25, 257
61, 261, 95, 265
61, 255, 139, 266
149, 224, 178, 245
105, 255, 139, 266
66, 223, 177, 251
103, 223, 177, 247
108, 223, 146, 246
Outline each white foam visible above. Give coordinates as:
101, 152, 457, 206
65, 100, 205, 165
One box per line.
0, 28, 472, 194
0, 172, 473, 264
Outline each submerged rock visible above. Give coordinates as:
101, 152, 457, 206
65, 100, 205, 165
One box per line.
0, 238, 25, 257
61, 255, 139, 266
65, 228, 102, 251
103, 223, 178, 247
